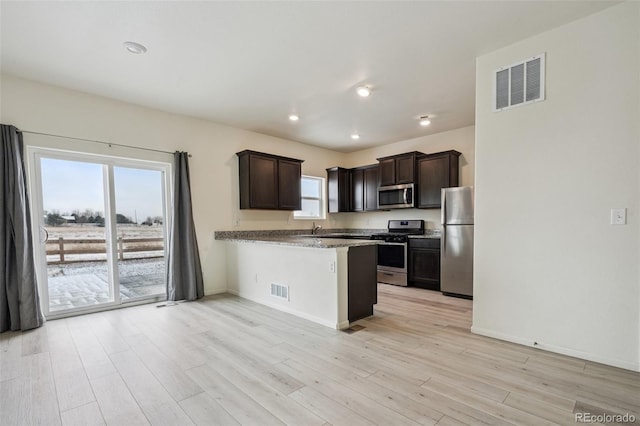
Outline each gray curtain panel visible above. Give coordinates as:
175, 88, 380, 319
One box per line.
1, 125, 44, 332
167, 151, 204, 301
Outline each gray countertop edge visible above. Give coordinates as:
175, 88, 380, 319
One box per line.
214, 228, 384, 240
218, 236, 379, 249
215, 228, 441, 240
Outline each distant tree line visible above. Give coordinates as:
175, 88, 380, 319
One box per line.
44, 209, 149, 226
141, 216, 163, 226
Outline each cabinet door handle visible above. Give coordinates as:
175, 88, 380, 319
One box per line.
382, 272, 394, 276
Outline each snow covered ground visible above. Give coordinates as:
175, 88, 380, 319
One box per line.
47, 258, 166, 312
48, 257, 165, 278
43, 225, 167, 312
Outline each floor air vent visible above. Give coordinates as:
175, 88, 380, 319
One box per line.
494, 53, 545, 112
270, 283, 289, 301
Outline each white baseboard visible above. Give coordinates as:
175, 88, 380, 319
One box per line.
471, 326, 640, 372
337, 320, 351, 330
204, 287, 227, 296
227, 289, 346, 330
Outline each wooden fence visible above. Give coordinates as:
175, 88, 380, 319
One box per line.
46, 237, 164, 265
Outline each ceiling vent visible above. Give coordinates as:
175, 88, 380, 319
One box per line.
494, 53, 545, 112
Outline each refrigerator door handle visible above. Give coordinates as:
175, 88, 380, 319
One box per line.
442, 226, 446, 254
441, 189, 446, 225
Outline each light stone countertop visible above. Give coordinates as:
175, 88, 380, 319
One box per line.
214, 228, 441, 247
218, 235, 379, 248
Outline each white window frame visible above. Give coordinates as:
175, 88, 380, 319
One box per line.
25, 142, 173, 319
294, 175, 326, 220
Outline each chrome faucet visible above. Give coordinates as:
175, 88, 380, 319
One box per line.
311, 222, 322, 235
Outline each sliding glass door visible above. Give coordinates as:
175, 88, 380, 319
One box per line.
29, 149, 171, 318
39, 158, 113, 312
113, 166, 168, 301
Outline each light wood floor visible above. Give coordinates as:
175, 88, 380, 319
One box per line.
1, 285, 639, 426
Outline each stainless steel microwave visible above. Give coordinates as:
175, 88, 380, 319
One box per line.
378, 183, 414, 209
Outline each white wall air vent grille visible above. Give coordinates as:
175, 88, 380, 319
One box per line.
526, 57, 542, 101
496, 69, 509, 109
493, 53, 545, 112
270, 283, 289, 300
510, 63, 524, 106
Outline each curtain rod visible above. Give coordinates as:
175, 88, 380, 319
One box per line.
18, 129, 191, 157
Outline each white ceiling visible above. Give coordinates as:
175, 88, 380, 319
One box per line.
0, 1, 617, 152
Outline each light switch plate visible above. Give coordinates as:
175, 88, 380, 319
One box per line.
610, 208, 627, 225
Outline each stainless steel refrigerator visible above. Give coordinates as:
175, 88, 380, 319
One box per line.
441, 186, 474, 298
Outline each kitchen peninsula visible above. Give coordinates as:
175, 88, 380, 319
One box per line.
215, 231, 378, 330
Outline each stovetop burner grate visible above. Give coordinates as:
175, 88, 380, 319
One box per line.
370, 220, 425, 242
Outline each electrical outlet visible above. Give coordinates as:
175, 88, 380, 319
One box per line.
329, 261, 336, 273
610, 208, 627, 225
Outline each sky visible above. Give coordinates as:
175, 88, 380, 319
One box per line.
41, 158, 164, 224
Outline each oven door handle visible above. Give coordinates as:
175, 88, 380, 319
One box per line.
378, 242, 406, 246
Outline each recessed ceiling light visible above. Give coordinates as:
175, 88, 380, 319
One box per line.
123, 41, 147, 54
419, 116, 431, 127
288, 114, 299, 122
351, 133, 360, 140
356, 86, 371, 97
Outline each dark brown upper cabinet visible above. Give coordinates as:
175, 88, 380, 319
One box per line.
378, 158, 396, 187
327, 165, 378, 213
326, 167, 351, 213
351, 168, 364, 212
363, 165, 379, 211
377, 152, 424, 186
237, 150, 303, 210
416, 150, 461, 209
278, 159, 303, 210
351, 164, 379, 212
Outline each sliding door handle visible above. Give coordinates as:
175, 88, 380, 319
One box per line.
40, 227, 49, 244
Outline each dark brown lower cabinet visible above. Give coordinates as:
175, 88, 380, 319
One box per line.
348, 245, 378, 322
408, 238, 441, 291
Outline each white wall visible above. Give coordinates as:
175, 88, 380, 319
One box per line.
0, 74, 347, 295
226, 242, 349, 329
339, 125, 475, 230
473, 2, 640, 371
1, 73, 476, 295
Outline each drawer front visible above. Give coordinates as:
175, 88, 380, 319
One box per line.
409, 238, 440, 249
377, 270, 407, 286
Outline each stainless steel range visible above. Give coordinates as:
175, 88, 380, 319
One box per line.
371, 220, 424, 286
